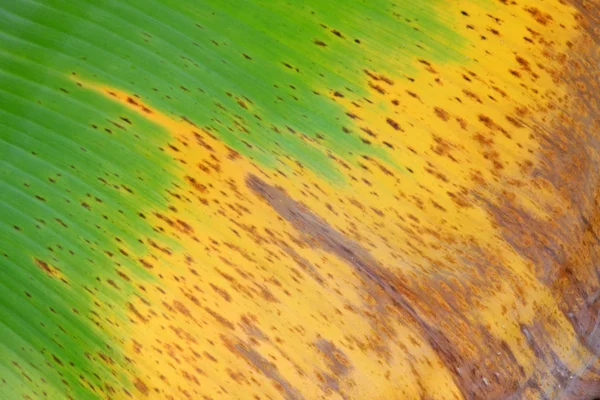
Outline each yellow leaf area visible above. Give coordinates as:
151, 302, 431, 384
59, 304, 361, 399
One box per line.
82, 1, 598, 399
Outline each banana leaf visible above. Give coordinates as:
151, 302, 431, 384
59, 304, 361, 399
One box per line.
0, 0, 599, 399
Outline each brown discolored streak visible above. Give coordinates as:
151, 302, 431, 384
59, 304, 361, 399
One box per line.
221, 334, 304, 400
247, 174, 514, 398
315, 339, 353, 398
246, 174, 405, 291
315, 339, 352, 377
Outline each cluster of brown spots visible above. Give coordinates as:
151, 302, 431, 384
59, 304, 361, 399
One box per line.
364, 69, 395, 96
482, 149, 504, 171
478, 114, 510, 138
524, 6, 553, 25
462, 89, 483, 104
282, 62, 300, 73
431, 135, 458, 163
127, 302, 149, 323
364, 70, 394, 85
418, 59, 438, 74
154, 213, 197, 239
368, 81, 386, 95
119, 95, 153, 114
424, 165, 449, 183
447, 189, 473, 208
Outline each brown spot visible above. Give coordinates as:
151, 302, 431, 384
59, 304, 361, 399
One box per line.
205, 307, 235, 329
34, 259, 64, 280
330, 29, 344, 38
524, 7, 553, 25
385, 118, 403, 131
434, 107, 450, 121
133, 377, 149, 396
128, 303, 148, 323
210, 284, 232, 302
368, 82, 386, 94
